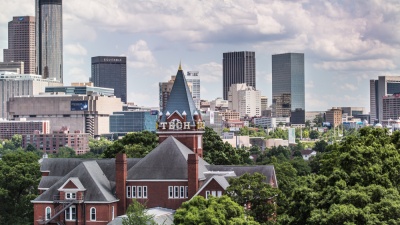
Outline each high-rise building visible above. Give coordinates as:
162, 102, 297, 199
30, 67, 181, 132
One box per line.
0, 62, 24, 74
110, 110, 158, 134
222, 51, 256, 100
370, 76, 400, 123
325, 107, 342, 128
228, 83, 261, 118
3, 16, 36, 74
91, 56, 127, 103
36, 0, 63, 81
272, 53, 305, 124
186, 71, 200, 109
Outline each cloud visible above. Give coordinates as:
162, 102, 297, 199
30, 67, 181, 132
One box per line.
65, 43, 87, 56
128, 92, 157, 107
315, 59, 397, 71
340, 83, 358, 91
191, 62, 222, 83
66, 67, 89, 84
127, 40, 157, 69
305, 81, 314, 88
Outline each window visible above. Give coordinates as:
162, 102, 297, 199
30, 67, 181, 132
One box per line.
180, 186, 185, 198
174, 186, 179, 198
205, 191, 210, 199
112, 206, 114, 220
90, 207, 96, 221
132, 186, 136, 198
65, 192, 76, 199
217, 191, 222, 197
45, 207, 51, 220
168, 186, 173, 198
127, 186, 131, 198
212, 191, 216, 197
143, 186, 147, 198
65, 206, 76, 220
137, 186, 142, 198
185, 186, 188, 198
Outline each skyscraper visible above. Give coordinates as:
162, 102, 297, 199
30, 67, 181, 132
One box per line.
370, 76, 400, 123
186, 71, 200, 109
272, 53, 305, 124
222, 51, 256, 100
3, 16, 36, 74
36, 0, 63, 82
91, 56, 127, 103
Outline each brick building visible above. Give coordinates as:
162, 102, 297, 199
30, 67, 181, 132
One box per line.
32, 65, 278, 224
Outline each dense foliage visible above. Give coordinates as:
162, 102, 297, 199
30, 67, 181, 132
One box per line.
123, 199, 157, 225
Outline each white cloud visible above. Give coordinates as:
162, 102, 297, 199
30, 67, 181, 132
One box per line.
128, 92, 157, 107
340, 83, 358, 91
127, 40, 157, 69
305, 81, 314, 88
315, 59, 397, 71
65, 43, 87, 56
191, 62, 222, 83
66, 67, 89, 85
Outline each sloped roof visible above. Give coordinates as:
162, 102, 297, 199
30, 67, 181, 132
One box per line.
161, 67, 198, 124
127, 136, 209, 180
34, 161, 117, 202
58, 177, 86, 191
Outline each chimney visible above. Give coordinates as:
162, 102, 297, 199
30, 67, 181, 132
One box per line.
116, 153, 127, 216
187, 154, 199, 198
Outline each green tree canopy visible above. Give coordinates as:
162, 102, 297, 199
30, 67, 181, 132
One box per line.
123, 199, 157, 225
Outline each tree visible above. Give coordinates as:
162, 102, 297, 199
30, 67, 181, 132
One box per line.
313, 140, 328, 152
123, 199, 157, 225
174, 195, 259, 225
0, 151, 41, 224
226, 173, 280, 223
89, 137, 113, 155
53, 147, 76, 158
309, 130, 319, 140
313, 115, 323, 127
102, 131, 158, 158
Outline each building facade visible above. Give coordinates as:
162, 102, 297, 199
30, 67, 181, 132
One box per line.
0, 62, 24, 74
186, 71, 200, 109
370, 76, 400, 123
325, 107, 342, 128
7, 93, 123, 137
36, 0, 63, 81
91, 56, 127, 103
382, 94, 400, 122
22, 126, 89, 155
0, 71, 62, 119
272, 53, 305, 124
223, 51, 256, 100
228, 83, 261, 118
3, 16, 36, 74
109, 110, 158, 134
0, 119, 49, 140
45, 83, 114, 96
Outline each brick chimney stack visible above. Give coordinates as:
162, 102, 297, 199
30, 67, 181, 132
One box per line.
187, 153, 199, 198
116, 153, 127, 216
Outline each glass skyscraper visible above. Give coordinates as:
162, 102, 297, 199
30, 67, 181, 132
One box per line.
109, 111, 158, 134
91, 56, 127, 103
272, 53, 305, 124
36, 0, 63, 82
222, 51, 256, 100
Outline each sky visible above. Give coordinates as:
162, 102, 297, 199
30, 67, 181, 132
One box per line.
0, 0, 399, 112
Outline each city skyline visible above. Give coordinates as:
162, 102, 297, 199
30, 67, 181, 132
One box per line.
0, 1, 399, 112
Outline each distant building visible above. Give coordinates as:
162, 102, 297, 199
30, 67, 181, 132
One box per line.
253, 117, 290, 129
22, 126, 89, 155
210, 97, 228, 111
109, 110, 158, 134
219, 110, 240, 121
261, 96, 268, 110
0, 119, 49, 140
228, 83, 261, 118
272, 53, 305, 124
8, 93, 123, 137
0, 61, 24, 74
382, 94, 400, 122
202, 111, 224, 135
305, 111, 325, 123
3, 16, 36, 74
0, 71, 62, 119
45, 82, 114, 96
266, 139, 289, 148
223, 51, 256, 100
300, 150, 317, 161
339, 107, 365, 116
36, 0, 63, 81
91, 56, 127, 103
325, 108, 342, 128
370, 76, 400, 123
186, 71, 200, 109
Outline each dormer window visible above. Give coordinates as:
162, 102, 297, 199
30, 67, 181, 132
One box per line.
66, 192, 76, 199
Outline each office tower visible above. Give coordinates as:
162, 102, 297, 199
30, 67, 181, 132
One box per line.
325, 107, 342, 128
228, 83, 261, 118
3, 16, 36, 74
91, 56, 127, 103
186, 71, 200, 109
0, 71, 61, 119
272, 53, 305, 124
159, 75, 192, 112
370, 76, 400, 123
223, 51, 256, 100
36, 0, 63, 81
0, 62, 24, 74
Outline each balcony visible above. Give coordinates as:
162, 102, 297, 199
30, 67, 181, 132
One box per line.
53, 193, 84, 204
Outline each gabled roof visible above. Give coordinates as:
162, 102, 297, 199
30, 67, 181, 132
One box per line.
161, 66, 198, 124
127, 136, 209, 180
58, 177, 86, 191
34, 161, 117, 202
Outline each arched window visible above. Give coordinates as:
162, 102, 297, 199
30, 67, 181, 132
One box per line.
45, 207, 51, 220
90, 207, 96, 221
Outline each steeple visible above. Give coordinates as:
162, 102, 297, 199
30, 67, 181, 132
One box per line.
178, 61, 182, 71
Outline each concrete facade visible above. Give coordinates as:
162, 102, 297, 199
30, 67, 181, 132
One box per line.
228, 83, 261, 118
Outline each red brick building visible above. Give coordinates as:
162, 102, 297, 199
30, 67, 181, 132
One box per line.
32, 65, 278, 224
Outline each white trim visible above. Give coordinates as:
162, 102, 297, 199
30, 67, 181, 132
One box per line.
190, 176, 228, 200
167, 110, 184, 120
90, 207, 96, 221
31, 201, 54, 203
157, 131, 205, 134
84, 200, 119, 203
57, 178, 86, 192
127, 179, 188, 182
45, 206, 51, 220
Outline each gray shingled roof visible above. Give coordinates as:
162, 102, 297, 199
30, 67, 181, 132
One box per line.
161, 68, 198, 124
127, 136, 209, 180
38, 176, 62, 190
34, 161, 117, 202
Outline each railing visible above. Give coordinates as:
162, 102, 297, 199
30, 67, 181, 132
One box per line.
53, 193, 84, 203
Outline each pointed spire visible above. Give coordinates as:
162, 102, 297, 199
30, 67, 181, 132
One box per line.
178, 61, 182, 71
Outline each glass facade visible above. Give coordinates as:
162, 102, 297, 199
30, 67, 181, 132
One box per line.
272, 53, 305, 123
91, 56, 127, 103
222, 51, 256, 100
45, 86, 114, 96
36, 0, 63, 82
109, 111, 158, 133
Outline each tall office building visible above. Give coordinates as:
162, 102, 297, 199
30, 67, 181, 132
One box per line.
36, 0, 63, 81
370, 76, 400, 123
186, 71, 201, 109
3, 16, 36, 75
228, 83, 261, 118
272, 53, 305, 124
222, 51, 256, 100
91, 56, 127, 103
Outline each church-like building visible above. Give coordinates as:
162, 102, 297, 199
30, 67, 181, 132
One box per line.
32, 64, 278, 225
